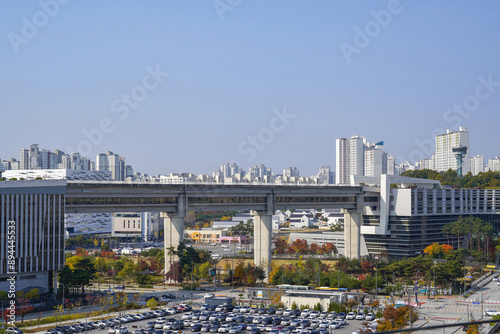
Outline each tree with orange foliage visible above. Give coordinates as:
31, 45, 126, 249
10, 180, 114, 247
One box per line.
377, 305, 418, 331
423, 243, 453, 258
309, 243, 320, 254
319, 243, 336, 255
289, 239, 309, 254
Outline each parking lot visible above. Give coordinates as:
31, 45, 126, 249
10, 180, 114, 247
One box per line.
42, 303, 377, 334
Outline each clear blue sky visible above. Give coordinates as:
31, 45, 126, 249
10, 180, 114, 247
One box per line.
1, 1, 500, 176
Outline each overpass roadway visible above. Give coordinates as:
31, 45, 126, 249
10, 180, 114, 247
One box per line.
64, 181, 374, 282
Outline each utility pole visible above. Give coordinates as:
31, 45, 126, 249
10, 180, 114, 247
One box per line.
481, 260, 484, 320
408, 289, 412, 329
415, 271, 420, 308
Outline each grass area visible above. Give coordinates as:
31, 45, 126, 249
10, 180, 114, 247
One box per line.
16, 313, 87, 328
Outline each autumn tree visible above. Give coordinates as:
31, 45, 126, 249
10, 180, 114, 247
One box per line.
377, 305, 418, 331
273, 237, 288, 254
423, 243, 453, 258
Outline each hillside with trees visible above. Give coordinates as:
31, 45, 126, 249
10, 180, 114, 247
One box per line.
401, 169, 500, 188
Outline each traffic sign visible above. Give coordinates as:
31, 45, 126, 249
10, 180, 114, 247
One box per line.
472, 302, 480, 305
466, 276, 473, 278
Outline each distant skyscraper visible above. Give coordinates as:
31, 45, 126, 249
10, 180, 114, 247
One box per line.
96, 151, 125, 180
61, 154, 72, 169
20, 148, 29, 170
29, 144, 39, 169
488, 157, 500, 172
283, 167, 300, 178
39, 149, 50, 169
249, 164, 272, 179
387, 156, 395, 175
317, 166, 334, 184
419, 158, 435, 170
435, 127, 469, 174
336, 135, 367, 184
469, 155, 484, 176
364, 144, 387, 178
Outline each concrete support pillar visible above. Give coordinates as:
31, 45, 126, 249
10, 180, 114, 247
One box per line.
343, 209, 362, 259
251, 210, 272, 283
162, 212, 185, 279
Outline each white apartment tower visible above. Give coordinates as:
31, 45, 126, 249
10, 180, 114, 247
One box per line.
96, 151, 125, 180
336, 135, 367, 185
489, 157, 500, 172
283, 167, 300, 178
387, 156, 396, 176
336, 138, 348, 184
364, 144, 387, 178
20, 149, 29, 170
469, 155, 484, 176
434, 127, 469, 174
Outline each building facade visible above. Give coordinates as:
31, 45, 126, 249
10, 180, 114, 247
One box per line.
0, 180, 66, 292
434, 127, 470, 174
336, 136, 367, 185
112, 213, 143, 238
352, 175, 500, 259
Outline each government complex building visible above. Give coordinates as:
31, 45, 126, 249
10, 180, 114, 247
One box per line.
349, 175, 500, 258
0, 180, 66, 292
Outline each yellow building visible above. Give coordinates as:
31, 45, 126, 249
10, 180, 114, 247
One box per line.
184, 229, 227, 244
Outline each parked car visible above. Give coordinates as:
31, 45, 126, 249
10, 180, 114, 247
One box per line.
6, 328, 24, 334
485, 310, 500, 316
346, 312, 356, 320
364, 313, 375, 321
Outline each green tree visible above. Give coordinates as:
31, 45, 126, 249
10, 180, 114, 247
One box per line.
147, 298, 158, 309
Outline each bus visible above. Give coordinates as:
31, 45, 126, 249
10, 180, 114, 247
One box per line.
276, 284, 312, 290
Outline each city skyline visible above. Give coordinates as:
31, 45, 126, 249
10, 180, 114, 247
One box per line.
1, 2, 500, 176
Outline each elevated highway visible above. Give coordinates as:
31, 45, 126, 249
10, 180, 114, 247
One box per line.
64, 181, 374, 281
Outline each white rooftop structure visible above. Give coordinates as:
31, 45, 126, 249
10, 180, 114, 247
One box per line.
3, 169, 112, 181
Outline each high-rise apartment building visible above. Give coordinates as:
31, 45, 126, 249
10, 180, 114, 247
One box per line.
489, 157, 500, 172
20, 149, 29, 170
434, 127, 469, 174
387, 156, 396, 176
364, 144, 387, 178
283, 167, 300, 178
96, 151, 125, 180
470, 155, 484, 176
29, 144, 39, 169
336, 135, 368, 185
